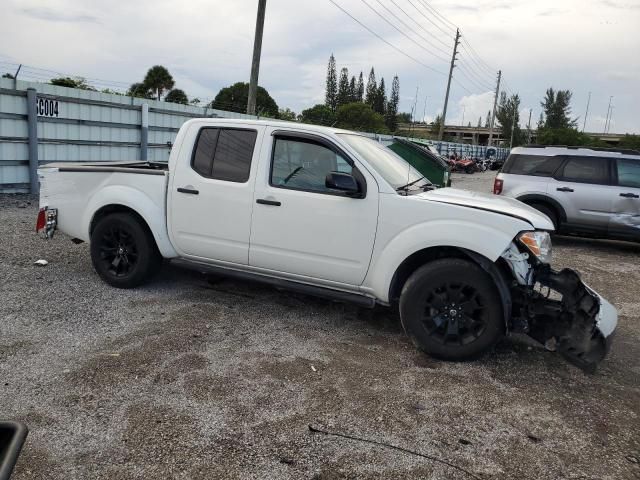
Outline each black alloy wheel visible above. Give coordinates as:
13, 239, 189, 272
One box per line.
98, 225, 140, 277
90, 212, 160, 288
399, 258, 504, 360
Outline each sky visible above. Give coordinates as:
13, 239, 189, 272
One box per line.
1, 0, 639, 133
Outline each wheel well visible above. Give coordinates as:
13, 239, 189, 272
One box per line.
388, 246, 470, 304
517, 194, 566, 224
389, 246, 514, 328
90, 204, 155, 241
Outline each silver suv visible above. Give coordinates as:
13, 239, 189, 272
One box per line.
494, 146, 640, 242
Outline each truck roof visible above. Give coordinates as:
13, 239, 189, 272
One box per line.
190, 117, 359, 136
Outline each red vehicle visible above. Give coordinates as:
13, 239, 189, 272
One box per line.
447, 155, 476, 174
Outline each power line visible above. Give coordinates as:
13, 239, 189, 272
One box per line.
460, 38, 496, 76
359, 0, 450, 63
372, 0, 451, 58
326, 0, 447, 76
456, 63, 494, 91
389, 0, 453, 50
459, 44, 496, 82
404, 0, 454, 38
416, 0, 458, 32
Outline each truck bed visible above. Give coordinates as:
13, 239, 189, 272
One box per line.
38, 161, 169, 245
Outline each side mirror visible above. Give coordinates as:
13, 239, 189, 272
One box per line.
0, 422, 28, 480
325, 172, 360, 196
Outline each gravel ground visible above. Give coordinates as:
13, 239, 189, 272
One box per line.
1, 171, 639, 479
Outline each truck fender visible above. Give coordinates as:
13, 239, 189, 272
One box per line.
83, 185, 178, 258
365, 220, 521, 303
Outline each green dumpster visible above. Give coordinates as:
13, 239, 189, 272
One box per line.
386, 138, 451, 187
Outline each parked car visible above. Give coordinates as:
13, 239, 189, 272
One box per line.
386, 138, 451, 187
494, 146, 640, 242
37, 119, 617, 370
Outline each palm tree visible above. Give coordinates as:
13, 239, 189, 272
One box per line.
143, 65, 174, 101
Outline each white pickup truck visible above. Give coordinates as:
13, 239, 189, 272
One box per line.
37, 118, 617, 370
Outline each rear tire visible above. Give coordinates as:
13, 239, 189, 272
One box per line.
90, 213, 161, 288
530, 203, 558, 230
399, 258, 504, 361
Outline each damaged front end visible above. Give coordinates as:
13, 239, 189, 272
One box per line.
501, 239, 617, 373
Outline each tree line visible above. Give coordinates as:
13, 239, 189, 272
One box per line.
6, 62, 638, 148
321, 54, 400, 133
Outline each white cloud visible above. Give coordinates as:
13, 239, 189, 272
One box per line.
1, 0, 638, 132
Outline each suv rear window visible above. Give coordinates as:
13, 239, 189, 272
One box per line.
192, 127, 257, 182
616, 159, 640, 188
502, 154, 562, 176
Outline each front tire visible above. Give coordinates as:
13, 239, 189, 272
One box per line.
90, 213, 160, 288
399, 258, 504, 361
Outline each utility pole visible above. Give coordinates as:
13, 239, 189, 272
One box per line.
422, 96, 428, 124
526, 108, 532, 144
409, 85, 419, 135
247, 0, 267, 116
603, 96, 613, 134
582, 91, 591, 132
487, 70, 501, 146
461, 105, 466, 126
438, 28, 460, 140
509, 102, 517, 149
606, 106, 615, 134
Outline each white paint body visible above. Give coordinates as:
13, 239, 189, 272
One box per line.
36, 119, 562, 306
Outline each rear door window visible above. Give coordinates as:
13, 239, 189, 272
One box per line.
557, 156, 610, 185
191, 127, 257, 182
616, 159, 640, 188
502, 154, 563, 176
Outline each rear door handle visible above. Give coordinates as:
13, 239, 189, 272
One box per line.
256, 199, 281, 206
177, 187, 199, 195
620, 192, 639, 198
556, 187, 574, 192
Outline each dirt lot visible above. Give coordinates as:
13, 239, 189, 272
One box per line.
1, 171, 639, 479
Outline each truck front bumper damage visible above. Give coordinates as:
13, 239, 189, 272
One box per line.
503, 248, 617, 372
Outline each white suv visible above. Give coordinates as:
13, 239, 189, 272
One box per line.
494, 146, 640, 242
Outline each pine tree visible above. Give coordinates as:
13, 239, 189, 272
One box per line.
477, 116, 482, 127
537, 112, 545, 130
385, 75, 400, 132
365, 68, 377, 107
375, 77, 387, 114
485, 110, 492, 128
541, 88, 576, 129
337, 68, 350, 108
357, 72, 364, 102
349, 76, 357, 102
325, 54, 337, 111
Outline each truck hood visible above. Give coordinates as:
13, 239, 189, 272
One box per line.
418, 188, 555, 230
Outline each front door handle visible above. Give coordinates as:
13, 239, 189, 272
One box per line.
556, 187, 574, 192
256, 199, 281, 206
177, 187, 199, 195
620, 192, 640, 198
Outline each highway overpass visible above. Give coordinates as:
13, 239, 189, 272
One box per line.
398, 123, 625, 146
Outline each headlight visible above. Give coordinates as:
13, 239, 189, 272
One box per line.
518, 231, 552, 264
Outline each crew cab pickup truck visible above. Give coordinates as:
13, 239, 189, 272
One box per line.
37, 119, 617, 371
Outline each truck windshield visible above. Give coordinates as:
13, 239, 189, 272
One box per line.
338, 134, 429, 192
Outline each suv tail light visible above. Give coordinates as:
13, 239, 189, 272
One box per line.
493, 178, 503, 195
36, 207, 46, 232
